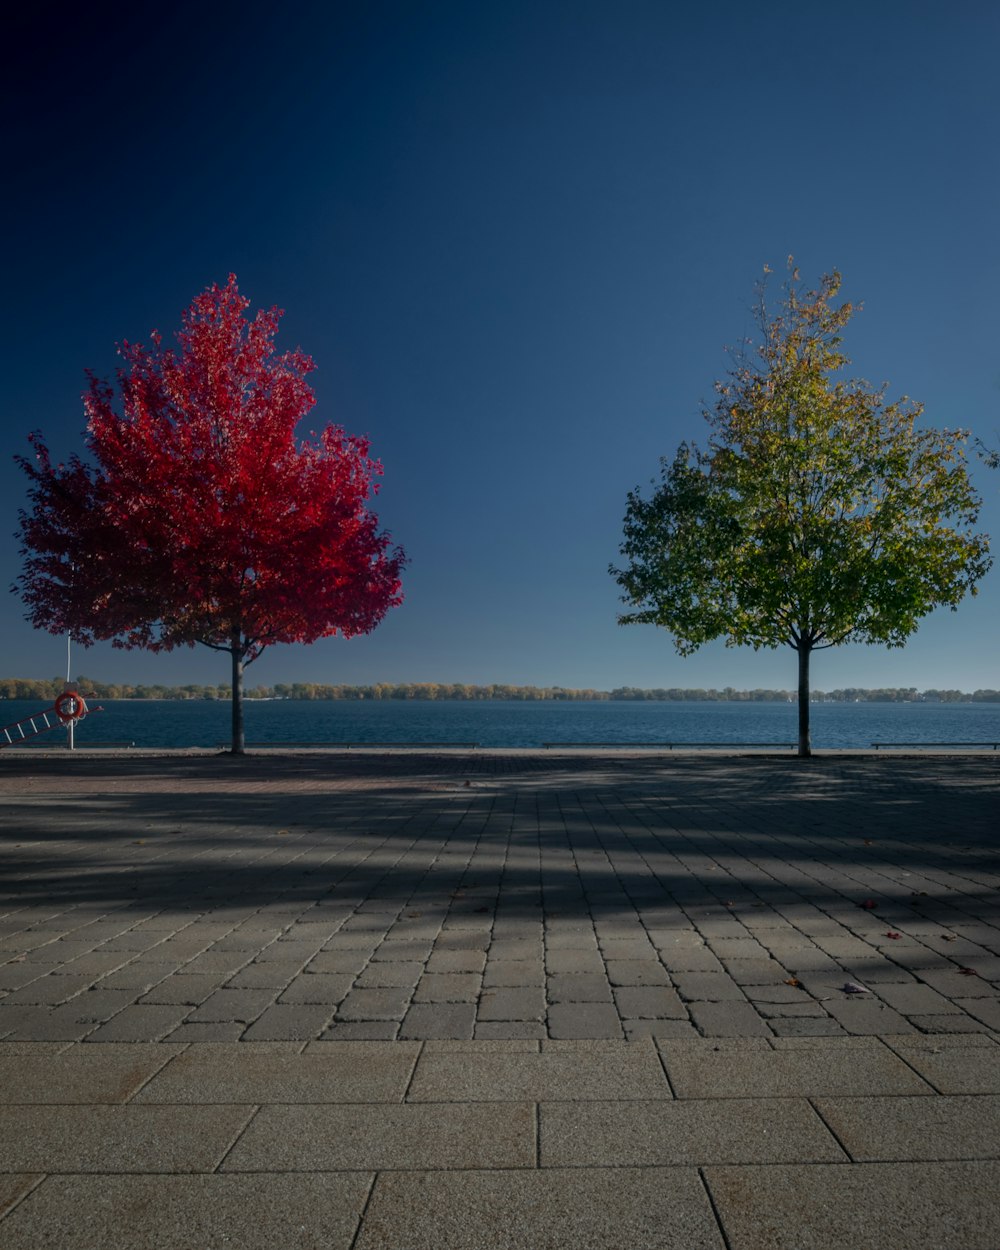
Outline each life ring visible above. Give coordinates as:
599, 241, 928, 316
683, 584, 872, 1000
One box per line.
54, 691, 87, 723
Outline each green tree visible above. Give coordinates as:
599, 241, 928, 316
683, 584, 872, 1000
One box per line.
612, 264, 991, 757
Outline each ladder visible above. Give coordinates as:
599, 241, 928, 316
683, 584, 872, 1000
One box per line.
0, 706, 64, 748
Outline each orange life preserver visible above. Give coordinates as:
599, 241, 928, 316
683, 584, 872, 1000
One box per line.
54, 691, 87, 723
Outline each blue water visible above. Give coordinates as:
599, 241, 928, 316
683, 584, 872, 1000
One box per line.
2, 698, 1000, 750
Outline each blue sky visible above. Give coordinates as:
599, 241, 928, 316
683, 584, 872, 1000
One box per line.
3, 1, 999, 693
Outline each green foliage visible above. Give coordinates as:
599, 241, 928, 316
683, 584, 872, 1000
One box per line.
611, 263, 992, 753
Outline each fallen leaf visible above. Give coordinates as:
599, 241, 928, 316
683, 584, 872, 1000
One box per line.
942, 935, 958, 942
885, 932, 902, 939
132, 840, 144, 845
863, 839, 874, 846
842, 981, 870, 994
10, 954, 26, 963
277, 830, 289, 836
958, 967, 979, 976
407, 912, 422, 919
724, 900, 735, 908
784, 977, 801, 988
859, 899, 878, 910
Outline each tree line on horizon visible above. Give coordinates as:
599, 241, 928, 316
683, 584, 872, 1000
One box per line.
2, 678, 999, 704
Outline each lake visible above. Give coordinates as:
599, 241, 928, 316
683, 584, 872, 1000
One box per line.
3, 698, 1000, 750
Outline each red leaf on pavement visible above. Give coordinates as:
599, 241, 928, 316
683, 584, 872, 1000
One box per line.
958, 967, 979, 976
859, 899, 878, 909
885, 932, 902, 939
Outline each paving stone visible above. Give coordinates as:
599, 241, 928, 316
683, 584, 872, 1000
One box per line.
425, 949, 487, 974
674, 973, 747, 1002
599, 938, 658, 961
490, 940, 543, 961
869, 982, 958, 1015
660, 1040, 935, 1098
355, 1167, 723, 1250
914, 966, 999, 997
478, 986, 545, 1022
435, 931, 490, 952
354, 961, 423, 988
542, 1097, 845, 1166
139, 973, 223, 1005
0, 1104, 254, 1172
544, 948, 606, 974
1, 974, 95, 1005
166, 1021, 246, 1042
408, 1045, 669, 1100
240, 1004, 333, 1039
484, 960, 545, 987
754, 1001, 830, 1019
705, 1161, 1000, 1250
421, 1039, 540, 1053
0, 1174, 372, 1250
413, 973, 481, 1002
546, 973, 613, 1002
657, 947, 726, 973
319, 1020, 399, 1039
83, 1004, 193, 1042
823, 998, 916, 1034
604, 959, 671, 986
624, 1019, 700, 1040
957, 997, 1000, 1029
721, 958, 792, 985
0, 1173, 43, 1219
474, 1020, 547, 1040
815, 1095, 1000, 1161
369, 941, 434, 962
883, 1036, 1000, 1093
92, 963, 175, 991
224, 962, 302, 989
223, 1102, 534, 1170
278, 975, 353, 1004
0, 1043, 178, 1102
906, 1013, 990, 1033
547, 1001, 623, 1038
613, 986, 686, 1019
335, 988, 411, 1021
400, 1003, 476, 1039
188, 989, 276, 1022
689, 1002, 772, 1037
134, 1042, 419, 1102
761, 1016, 846, 1037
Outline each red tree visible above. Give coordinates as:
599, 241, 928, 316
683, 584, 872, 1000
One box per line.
15, 276, 405, 752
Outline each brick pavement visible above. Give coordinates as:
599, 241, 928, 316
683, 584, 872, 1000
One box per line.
0, 749, 998, 1247
1, 750, 997, 1043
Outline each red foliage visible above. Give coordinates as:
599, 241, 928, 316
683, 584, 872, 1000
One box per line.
15, 277, 405, 739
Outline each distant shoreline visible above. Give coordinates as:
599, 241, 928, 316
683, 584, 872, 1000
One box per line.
2, 681, 999, 704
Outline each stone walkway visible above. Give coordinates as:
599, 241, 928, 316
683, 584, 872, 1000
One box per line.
0, 749, 998, 1247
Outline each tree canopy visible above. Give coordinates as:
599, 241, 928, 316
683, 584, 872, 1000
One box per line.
611, 263, 991, 756
15, 276, 405, 752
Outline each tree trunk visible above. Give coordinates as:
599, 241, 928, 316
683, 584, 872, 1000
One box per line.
230, 630, 245, 755
796, 641, 811, 759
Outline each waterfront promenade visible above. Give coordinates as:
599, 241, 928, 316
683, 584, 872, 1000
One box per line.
0, 749, 998, 1247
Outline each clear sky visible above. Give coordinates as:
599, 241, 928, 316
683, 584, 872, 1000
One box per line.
3, 1, 999, 693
